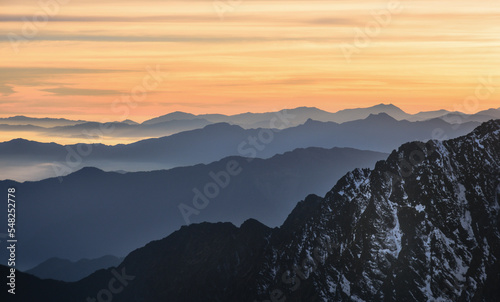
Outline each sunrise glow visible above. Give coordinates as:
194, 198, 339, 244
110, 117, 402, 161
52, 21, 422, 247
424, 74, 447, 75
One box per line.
1, 0, 500, 122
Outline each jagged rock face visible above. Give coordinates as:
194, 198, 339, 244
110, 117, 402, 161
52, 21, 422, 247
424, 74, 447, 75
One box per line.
119, 220, 273, 302
253, 120, 500, 302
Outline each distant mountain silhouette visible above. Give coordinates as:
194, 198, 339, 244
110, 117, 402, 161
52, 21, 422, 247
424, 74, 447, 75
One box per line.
407, 108, 500, 124
476, 108, 500, 118
0, 124, 45, 132
121, 119, 138, 125
142, 111, 199, 124
142, 104, 499, 128
2, 105, 496, 145
142, 103, 413, 127
438, 108, 500, 124
47, 118, 212, 138
0, 114, 480, 181
328, 103, 411, 122
142, 105, 500, 128
26, 255, 123, 282
0, 147, 387, 270
405, 109, 452, 121
0, 115, 89, 127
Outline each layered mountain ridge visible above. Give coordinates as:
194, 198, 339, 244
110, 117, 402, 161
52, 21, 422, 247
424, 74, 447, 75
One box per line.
1, 120, 499, 301
0, 113, 480, 182
0, 146, 388, 270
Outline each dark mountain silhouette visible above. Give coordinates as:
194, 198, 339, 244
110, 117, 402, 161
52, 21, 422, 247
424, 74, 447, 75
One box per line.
0, 114, 480, 181
26, 255, 123, 282
3, 119, 498, 302
0, 147, 387, 270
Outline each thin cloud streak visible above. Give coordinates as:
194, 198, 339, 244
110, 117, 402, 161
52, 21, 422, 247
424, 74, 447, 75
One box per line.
41, 86, 122, 96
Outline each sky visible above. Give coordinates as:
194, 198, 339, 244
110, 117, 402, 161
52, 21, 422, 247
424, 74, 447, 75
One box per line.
1, 0, 500, 122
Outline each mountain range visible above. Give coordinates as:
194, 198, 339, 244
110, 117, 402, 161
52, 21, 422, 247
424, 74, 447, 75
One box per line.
0, 113, 480, 181
2, 119, 498, 301
1, 104, 499, 145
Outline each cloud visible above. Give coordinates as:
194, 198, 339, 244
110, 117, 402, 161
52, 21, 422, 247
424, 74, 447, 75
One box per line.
0, 67, 133, 88
0, 14, 361, 25
0, 15, 218, 23
41, 86, 121, 96
0, 83, 15, 96
0, 34, 322, 43
0, 67, 131, 75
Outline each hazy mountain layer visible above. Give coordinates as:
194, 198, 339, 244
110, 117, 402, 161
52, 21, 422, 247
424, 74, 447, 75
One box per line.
0, 147, 387, 270
1, 105, 498, 146
0, 113, 479, 181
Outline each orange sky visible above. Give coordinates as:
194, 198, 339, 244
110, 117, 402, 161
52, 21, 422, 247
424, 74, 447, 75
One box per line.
1, 0, 499, 122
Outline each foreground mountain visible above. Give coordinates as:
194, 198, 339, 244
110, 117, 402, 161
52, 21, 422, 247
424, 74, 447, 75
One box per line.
0, 147, 387, 270
0, 114, 479, 181
3, 119, 498, 301
26, 255, 124, 282
247, 119, 500, 301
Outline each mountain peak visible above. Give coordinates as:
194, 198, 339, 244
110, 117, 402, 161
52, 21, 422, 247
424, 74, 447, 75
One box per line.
142, 111, 197, 125
373, 102, 397, 108
69, 167, 105, 177
364, 112, 398, 122
240, 218, 270, 233
202, 122, 241, 131
121, 119, 138, 125
289, 106, 328, 113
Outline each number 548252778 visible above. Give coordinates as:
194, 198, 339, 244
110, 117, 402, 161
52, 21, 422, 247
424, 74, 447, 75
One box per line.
7, 188, 16, 239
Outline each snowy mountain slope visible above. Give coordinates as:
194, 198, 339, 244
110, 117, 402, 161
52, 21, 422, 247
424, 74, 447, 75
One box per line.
253, 119, 500, 301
